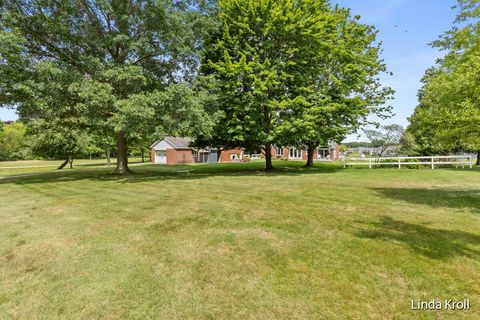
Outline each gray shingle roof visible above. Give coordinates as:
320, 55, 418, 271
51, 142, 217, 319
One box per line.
164, 137, 193, 149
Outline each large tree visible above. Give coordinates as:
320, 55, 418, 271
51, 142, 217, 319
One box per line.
203, 0, 339, 171
1, 0, 215, 174
203, 0, 392, 169
408, 0, 480, 164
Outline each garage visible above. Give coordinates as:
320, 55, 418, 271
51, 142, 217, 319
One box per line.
150, 137, 195, 165
155, 150, 167, 164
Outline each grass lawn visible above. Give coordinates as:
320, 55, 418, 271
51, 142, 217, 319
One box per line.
0, 160, 479, 319
0, 157, 145, 168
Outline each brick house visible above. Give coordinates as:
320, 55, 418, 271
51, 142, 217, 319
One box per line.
150, 137, 340, 164
269, 144, 340, 161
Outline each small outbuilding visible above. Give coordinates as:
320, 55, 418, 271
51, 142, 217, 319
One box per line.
150, 137, 231, 164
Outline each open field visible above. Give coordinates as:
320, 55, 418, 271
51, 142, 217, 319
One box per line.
0, 158, 145, 168
0, 161, 479, 319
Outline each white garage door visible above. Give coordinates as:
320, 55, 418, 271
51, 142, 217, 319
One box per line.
155, 151, 167, 164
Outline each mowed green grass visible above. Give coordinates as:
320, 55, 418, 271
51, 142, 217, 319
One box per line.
0, 157, 145, 168
0, 161, 479, 319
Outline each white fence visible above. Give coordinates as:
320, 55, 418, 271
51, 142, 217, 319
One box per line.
343, 155, 474, 169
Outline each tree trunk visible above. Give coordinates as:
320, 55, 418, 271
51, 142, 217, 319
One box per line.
69, 158, 74, 169
477, 152, 480, 165
115, 132, 130, 174
305, 143, 315, 167
106, 145, 111, 166
57, 156, 70, 170
264, 143, 273, 171
141, 149, 145, 163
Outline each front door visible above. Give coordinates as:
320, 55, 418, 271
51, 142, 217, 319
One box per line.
155, 151, 167, 164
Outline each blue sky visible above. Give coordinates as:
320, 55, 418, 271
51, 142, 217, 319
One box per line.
332, 0, 457, 141
0, 0, 458, 141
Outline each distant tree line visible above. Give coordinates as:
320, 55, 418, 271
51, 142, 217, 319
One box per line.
342, 142, 375, 148
0, 120, 148, 165
0, 121, 29, 160
0, 0, 393, 172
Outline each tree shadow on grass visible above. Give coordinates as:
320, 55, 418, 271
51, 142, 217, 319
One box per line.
371, 187, 480, 214
356, 216, 480, 260
72, 160, 145, 168
0, 161, 342, 186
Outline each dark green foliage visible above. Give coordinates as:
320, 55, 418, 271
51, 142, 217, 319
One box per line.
26, 120, 92, 162
204, 0, 392, 169
1, 0, 216, 173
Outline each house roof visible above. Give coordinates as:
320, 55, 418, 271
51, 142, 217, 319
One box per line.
164, 136, 192, 149
150, 136, 193, 149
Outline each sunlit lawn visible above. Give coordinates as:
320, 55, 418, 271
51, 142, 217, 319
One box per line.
0, 157, 145, 168
0, 160, 479, 319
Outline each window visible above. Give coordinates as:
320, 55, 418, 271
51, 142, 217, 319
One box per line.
192, 150, 209, 163
289, 148, 302, 159
317, 148, 329, 159
275, 147, 283, 157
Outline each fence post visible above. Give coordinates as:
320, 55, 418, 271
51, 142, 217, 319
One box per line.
398, 157, 401, 169
369, 158, 372, 169
431, 156, 434, 169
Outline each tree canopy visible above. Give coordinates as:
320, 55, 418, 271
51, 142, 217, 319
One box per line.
1, 0, 396, 170
203, 0, 392, 170
1, 0, 216, 173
